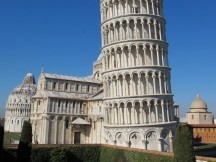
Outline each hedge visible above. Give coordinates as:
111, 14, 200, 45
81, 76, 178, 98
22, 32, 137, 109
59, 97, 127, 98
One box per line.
100, 146, 174, 162
3, 145, 216, 162
31, 145, 101, 162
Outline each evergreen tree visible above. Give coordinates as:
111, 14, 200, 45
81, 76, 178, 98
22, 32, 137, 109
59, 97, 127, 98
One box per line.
173, 124, 196, 162
0, 126, 4, 156
17, 121, 32, 162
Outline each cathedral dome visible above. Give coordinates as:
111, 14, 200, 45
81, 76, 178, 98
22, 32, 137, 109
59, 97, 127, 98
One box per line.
12, 73, 36, 96
190, 94, 207, 112
8, 73, 37, 109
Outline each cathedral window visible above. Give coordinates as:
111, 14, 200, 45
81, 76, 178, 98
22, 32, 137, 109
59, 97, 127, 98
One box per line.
87, 85, 90, 92
73, 101, 76, 108
53, 82, 56, 89
12, 120, 13, 124
80, 102, 83, 114
204, 115, 207, 120
192, 115, 194, 120
17, 120, 19, 125
76, 84, 79, 91
65, 83, 68, 90
65, 100, 68, 108
58, 100, 61, 108
80, 102, 83, 108
65, 119, 69, 129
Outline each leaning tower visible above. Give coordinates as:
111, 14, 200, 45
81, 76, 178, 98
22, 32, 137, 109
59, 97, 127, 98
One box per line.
100, 0, 178, 151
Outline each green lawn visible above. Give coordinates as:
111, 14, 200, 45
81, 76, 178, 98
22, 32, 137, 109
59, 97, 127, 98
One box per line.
4, 132, 21, 144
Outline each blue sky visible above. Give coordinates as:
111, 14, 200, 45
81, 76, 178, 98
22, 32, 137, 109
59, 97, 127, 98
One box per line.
0, 0, 216, 118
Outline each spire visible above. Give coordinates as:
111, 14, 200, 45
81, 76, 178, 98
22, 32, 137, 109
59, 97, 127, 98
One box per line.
41, 65, 44, 73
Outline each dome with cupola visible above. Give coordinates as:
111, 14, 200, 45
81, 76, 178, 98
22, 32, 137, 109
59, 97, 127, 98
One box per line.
4, 73, 37, 132
190, 94, 208, 113
187, 94, 213, 125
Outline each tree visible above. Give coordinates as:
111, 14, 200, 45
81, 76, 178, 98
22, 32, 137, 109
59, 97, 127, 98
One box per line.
0, 126, 4, 156
173, 124, 196, 162
17, 121, 32, 162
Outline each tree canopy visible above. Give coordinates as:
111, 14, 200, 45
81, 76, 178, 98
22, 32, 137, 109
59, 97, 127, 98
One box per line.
173, 124, 196, 162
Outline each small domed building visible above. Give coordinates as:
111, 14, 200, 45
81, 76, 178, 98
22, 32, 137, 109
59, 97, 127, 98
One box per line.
4, 73, 37, 132
186, 95, 216, 143
186, 95, 213, 124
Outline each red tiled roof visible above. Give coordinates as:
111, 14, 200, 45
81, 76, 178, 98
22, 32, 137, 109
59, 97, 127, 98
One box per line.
189, 124, 216, 128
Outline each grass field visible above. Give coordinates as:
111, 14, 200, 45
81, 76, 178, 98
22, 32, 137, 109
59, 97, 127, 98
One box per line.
4, 132, 21, 144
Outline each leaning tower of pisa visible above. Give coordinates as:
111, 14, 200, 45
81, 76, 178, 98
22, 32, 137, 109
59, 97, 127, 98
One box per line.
100, 0, 178, 151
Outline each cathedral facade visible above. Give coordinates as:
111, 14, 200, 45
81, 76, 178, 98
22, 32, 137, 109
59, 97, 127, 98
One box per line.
30, 0, 178, 152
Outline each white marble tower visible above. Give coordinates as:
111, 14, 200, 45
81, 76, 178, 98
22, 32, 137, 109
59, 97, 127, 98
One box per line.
100, 0, 178, 151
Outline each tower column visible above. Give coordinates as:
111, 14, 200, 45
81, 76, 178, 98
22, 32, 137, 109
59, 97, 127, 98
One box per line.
142, 21, 145, 39
156, 45, 160, 66
140, 0, 143, 13
161, 48, 165, 66
140, 106, 144, 124
131, 106, 135, 124
159, 22, 162, 40
155, 104, 159, 123
154, 20, 157, 39
148, 20, 151, 39
143, 46, 147, 65
127, 21, 130, 40
151, 0, 155, 15
167, 103, 170, 122
130, 75, 133, 96
145, 75, 149, 94
135, 22, 138, 39
148, 104, 152, 123
122, 76, 126, 96
161, 101, 165, 122
159, 73, 162, 94
146, 0, 149, 13
150, 45, 154, 65
153, 74, 156, 94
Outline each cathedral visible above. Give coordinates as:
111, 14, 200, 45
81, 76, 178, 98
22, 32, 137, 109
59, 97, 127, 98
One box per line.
5, 0, 179, 152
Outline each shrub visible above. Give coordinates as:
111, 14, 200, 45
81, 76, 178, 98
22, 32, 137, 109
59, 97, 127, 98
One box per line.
100, 146, 173, 162
173, 124, 196, 162
0, 126, 4, 155
2, 149, 16, 162
17, 121, 32, 162
50, 147, 80, 162
31, 148, 52, 162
